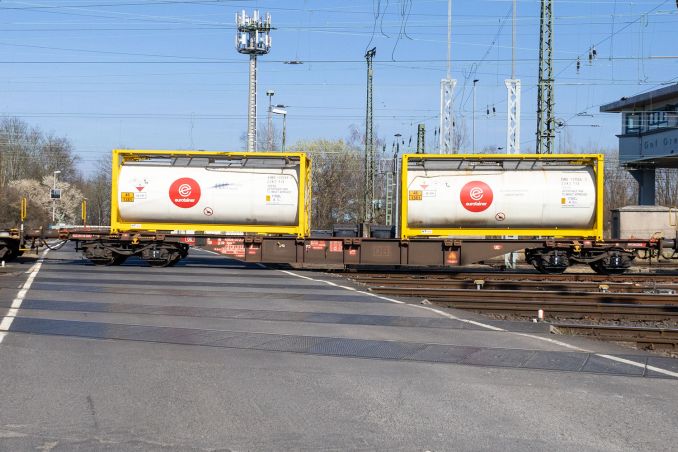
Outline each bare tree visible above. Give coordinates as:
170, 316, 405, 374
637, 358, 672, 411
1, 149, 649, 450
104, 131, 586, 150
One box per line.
453, 116, 468, 152
38, 134, 80, 183
656, 168, 678, 207
239, 122, 281, 152
0, 117, 80, 227
0, 117, 41, 186
81, 156, 112, 226
602, 150, 638, 236
293, 138, 364, 229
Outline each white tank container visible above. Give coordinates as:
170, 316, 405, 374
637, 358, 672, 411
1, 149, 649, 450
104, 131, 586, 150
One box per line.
117, 165, 300, 225
406, 167, 597, 229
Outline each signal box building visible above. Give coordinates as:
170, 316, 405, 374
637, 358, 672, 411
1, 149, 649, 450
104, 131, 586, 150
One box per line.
600, 83, 678, 205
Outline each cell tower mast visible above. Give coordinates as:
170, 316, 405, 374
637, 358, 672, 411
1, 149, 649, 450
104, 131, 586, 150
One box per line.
536, 0, 555, 154
505, 0, 521, 153
364, 47, 377, 223
439, 0, 456, 154
236, 10, 272, 152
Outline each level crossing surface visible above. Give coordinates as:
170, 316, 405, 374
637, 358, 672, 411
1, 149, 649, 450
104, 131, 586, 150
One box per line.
0, 243, 675, 451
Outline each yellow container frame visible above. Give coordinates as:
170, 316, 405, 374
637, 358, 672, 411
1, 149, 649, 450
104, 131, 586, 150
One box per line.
400, 153, 605, 240
110, 149, 311, 237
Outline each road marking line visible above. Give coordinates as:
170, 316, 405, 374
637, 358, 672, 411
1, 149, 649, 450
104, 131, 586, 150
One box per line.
278, 269, 678, 378
193, 248, 269, 270
0, 248, 49, 344
192, 247, 221, 255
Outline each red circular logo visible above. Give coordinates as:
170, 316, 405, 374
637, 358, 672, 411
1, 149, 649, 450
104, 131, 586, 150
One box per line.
460, 181, 493, 212
169, 177, 201, 208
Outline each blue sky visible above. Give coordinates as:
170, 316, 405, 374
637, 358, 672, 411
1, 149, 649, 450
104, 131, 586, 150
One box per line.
0, 0, 676, 172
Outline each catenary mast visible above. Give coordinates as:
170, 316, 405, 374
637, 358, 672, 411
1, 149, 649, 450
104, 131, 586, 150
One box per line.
505, 0, 521, 153
536, 0, 555, 153
439, 0, 456, 153
363, 48, 377, 223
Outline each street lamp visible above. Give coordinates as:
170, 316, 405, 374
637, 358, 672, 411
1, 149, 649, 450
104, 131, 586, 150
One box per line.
472, 79, 479, 153
272, 104, 287, 152
266, 89, 275, 150
52, 170, 61, 224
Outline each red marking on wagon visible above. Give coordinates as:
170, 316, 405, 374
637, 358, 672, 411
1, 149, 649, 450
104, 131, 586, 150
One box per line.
169, 178, 201, 208
460, 181, 493, 213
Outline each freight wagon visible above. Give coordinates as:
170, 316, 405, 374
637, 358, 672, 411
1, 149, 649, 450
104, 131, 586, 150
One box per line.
0, 229, 22, 261
72, 150, 310, 266
62, 151, 678, 273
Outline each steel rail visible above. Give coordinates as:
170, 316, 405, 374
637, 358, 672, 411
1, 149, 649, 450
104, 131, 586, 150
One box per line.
551, 324, 678, 350
350, 277, 677, 293
431, 299, 678, 321
365, 286, 678, 305
348, 272, 678, 283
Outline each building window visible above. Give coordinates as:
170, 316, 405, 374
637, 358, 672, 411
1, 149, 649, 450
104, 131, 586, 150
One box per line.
666, 104, 678, 129
647, 110, 668, 130
624, 112, 641, 134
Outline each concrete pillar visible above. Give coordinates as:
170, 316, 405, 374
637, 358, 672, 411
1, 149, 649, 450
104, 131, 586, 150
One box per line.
629, 168, 656, 205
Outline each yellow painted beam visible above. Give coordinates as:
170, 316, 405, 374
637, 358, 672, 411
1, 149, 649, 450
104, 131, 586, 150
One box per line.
109, 149, 311, 237
400, 153, 604, 240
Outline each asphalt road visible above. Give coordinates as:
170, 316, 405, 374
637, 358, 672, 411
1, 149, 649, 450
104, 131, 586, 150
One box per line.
0, 243, 676, 451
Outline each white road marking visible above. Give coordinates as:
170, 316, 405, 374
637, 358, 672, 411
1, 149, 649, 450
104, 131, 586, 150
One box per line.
192, 247, 221, 256
278, 269, 678, 378
0, 248, 50, 344
193, 248, 269, 270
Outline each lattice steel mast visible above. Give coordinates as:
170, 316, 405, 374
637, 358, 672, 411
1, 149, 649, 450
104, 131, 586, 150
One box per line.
536, 0, 555, 154
439, 0, 456, 153
363, 47, 377, 223
505, 0, 521, 153
416, 124, 425, 153
236, 10, 272, 152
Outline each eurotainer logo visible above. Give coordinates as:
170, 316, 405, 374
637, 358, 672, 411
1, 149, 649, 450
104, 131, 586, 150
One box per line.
169, 177, 201, 208
460, 181, 493, 212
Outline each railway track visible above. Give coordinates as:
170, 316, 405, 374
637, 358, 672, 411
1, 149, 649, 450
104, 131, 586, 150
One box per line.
552, 324, 678, 352
347, 270, 678, 284
350, 277, 677, 294
345, 272, 678, 353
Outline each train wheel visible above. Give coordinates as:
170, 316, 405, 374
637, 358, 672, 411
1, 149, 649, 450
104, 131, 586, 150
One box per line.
90, 257, 116, 266
84, 243, 119, 266
588, 251, 633, 275
589, 261, 628, 275
527, 249, 570, 274
3, 248, 17, 262
110, 254, 128, 266
146, 256, 175, 267
0, 242, 20, 262
141, 244, 184, 267
535, 263, 568, 274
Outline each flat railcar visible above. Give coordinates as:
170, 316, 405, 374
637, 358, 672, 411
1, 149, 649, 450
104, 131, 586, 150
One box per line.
75, 149, 310, 266
61, 151, 678, 273
0, 229, 22, 261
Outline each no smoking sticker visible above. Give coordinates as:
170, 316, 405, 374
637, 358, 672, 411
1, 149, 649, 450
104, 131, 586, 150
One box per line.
203, 207, 214, 216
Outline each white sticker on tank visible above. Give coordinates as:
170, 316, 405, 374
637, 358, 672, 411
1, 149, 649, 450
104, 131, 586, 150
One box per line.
560, 175, 589, 208
266, 175, 294, 205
